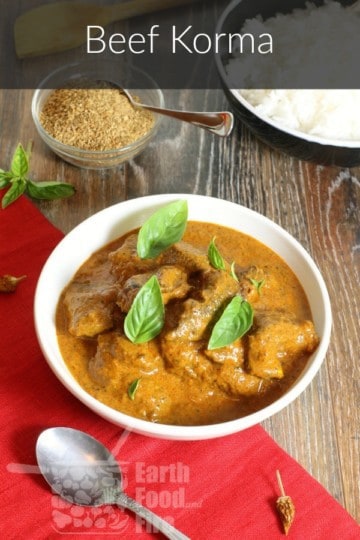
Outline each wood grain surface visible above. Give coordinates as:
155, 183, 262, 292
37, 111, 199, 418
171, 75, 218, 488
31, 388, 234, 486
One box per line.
0, 87, 359, 524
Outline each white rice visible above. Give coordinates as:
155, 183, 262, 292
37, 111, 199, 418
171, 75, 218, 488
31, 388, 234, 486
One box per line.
226, 2, 360, 141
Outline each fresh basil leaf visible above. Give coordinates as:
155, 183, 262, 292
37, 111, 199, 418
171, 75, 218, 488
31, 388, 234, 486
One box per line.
0, 178, 9, 189
0, 171, 12, 189
26, 180, 75, 200
124, 275, 165, 343
137, 200, 188, 259
208, 237, 226, 270
10, 143, 29, 178
208, 296, 253, 350
1, 142, 75, 209
1, 179, 27, 208
128, 378, 141, 400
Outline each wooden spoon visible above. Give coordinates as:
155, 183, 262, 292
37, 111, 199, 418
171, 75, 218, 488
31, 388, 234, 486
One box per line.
14, 0, 201, 58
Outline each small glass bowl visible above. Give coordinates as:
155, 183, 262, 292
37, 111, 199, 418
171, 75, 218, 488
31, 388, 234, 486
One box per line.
31, 61, 164, 169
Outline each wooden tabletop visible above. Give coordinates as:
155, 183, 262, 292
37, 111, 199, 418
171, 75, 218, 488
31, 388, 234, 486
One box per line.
1, 88, 359, 524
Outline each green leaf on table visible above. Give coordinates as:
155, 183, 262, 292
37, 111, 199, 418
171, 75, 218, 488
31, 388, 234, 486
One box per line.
1, 179, 27, 208
1, 142, 75, 209
26, 180, 75, 200
124, 275, 165, 343
137, 200, 188, 259
10, 143, 29, 178
208, 296, 253, 350
0, 171, 12, 189
208, 237, 226, 270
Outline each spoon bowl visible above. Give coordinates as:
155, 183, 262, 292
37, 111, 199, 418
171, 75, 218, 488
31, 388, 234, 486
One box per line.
36, 427, 189, 539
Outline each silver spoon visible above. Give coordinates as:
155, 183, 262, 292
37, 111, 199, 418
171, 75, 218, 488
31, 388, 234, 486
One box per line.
122, 88, 234, 137
36, 427, 190, 540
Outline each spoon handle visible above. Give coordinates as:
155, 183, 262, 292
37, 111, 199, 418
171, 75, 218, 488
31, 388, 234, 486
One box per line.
117, 491, 190, 540
136, 103, 234, 137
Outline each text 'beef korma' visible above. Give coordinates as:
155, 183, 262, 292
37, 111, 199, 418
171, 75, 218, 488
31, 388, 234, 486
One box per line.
56, 200, 319, 425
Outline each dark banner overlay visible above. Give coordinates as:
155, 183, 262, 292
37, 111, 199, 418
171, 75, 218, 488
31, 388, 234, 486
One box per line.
1, 0, 359, 89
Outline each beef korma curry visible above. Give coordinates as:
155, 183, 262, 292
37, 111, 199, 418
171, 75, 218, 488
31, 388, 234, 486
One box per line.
56, 200, 319, 425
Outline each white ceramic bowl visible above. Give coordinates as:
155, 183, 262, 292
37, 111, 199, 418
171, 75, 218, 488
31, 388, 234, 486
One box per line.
34, 194, 332, 440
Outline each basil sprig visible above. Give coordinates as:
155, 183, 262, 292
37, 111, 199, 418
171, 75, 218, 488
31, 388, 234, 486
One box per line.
208, 237, 226, 270
0, 143, 75, 208
26, 179, 75, 200
208, 296, 253, 350
124, 275, 165, 343
137, 200, 188, 259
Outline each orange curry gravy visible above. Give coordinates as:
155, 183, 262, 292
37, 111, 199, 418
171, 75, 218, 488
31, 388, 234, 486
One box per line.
56, 222, 319, 425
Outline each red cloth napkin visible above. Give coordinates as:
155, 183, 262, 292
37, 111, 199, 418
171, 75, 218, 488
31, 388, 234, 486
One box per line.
0, 196, 359, 540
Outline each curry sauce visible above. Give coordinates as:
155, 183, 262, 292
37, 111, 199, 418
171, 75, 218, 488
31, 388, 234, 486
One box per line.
56, 222, 319, 425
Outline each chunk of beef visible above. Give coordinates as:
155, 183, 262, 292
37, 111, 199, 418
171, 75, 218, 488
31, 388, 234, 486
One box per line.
109, 234, 159, 283
247, 311, 319, 379
117, 265, 190, 312
89, 331, 163, 385
205, 340, 262, 396
64, 283, 117, 337
159, 338, 211, 379
110, 235, 211, 280
89, 332, 172, 422
164, 269, 240, 341
121, 378, 175, 423
110, 235, 211, 287
216, 360, 263, 396
235, 265, 266, 303
161, 337, 263, 398
161, 241, 211, 272
234, 265, 284, 308
205, 338, 244, 365
111, 236, 237, 341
